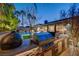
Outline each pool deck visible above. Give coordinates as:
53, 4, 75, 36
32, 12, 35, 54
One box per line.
0, 40, 37, 56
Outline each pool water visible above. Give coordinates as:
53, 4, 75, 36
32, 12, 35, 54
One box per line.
16, 32, 54, 41
15, 32, 54, 49
35, 32, 53, 42
19, 32, 31, 40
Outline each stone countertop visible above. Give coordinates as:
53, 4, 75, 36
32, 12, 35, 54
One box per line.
0, 40, 37, 56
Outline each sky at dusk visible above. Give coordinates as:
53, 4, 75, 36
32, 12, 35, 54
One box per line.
14, 3, 79, 26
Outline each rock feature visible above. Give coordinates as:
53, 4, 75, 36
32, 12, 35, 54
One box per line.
0, 31, 22, 50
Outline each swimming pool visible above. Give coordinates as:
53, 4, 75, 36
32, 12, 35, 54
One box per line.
19, 32, 31, 40
17, 32, 54, 41
15, 32, 55, 49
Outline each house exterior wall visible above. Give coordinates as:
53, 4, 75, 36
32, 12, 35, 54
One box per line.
36, 16, 79, 34
48, 25, 54, 32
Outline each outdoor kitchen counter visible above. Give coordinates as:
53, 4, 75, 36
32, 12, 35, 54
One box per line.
0, 40, 37, 56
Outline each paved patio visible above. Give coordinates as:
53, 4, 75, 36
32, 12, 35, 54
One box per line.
0, 40, 37, 56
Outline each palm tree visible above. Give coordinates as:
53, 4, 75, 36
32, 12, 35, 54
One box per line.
26, 4, 37, 33
14, 10, 21, 24
20, 10, 26, 26
27, 11, 32, 32
31, 15, 36, 26
14, 10, 20, 19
